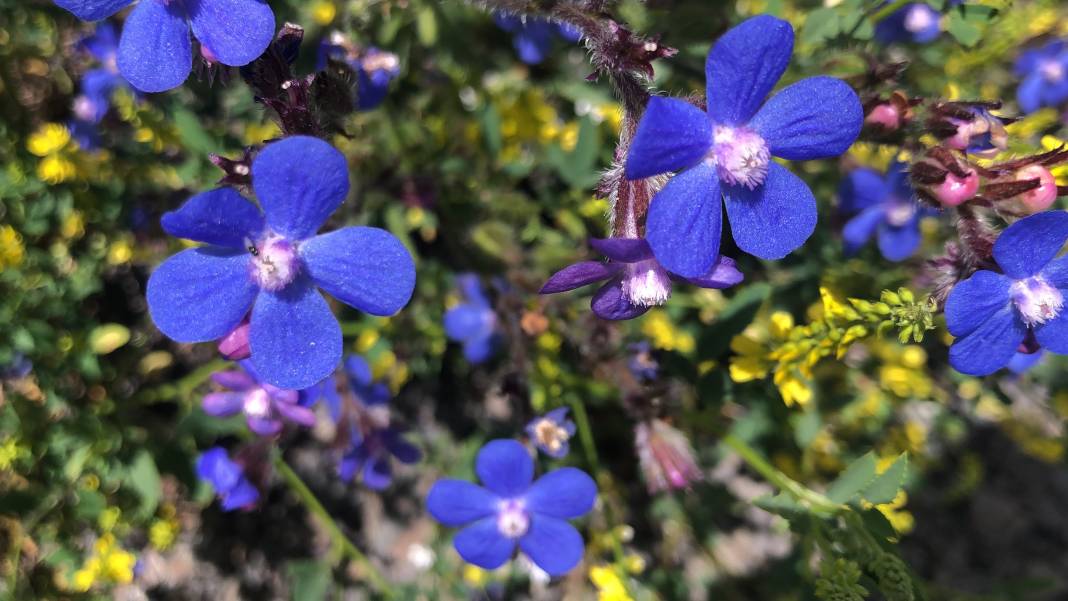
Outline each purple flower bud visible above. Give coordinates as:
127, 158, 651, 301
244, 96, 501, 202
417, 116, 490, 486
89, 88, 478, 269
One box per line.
218, 320, 251, 361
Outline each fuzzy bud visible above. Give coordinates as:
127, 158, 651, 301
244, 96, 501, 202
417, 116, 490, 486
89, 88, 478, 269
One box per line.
635, 419, 702, 493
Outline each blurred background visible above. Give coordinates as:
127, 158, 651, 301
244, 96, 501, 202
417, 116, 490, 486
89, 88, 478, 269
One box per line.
3, 0, 1068, 599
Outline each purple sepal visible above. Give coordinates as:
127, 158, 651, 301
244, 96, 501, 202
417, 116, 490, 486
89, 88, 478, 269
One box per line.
540, 261, 618, 294
589, 237, 654, 263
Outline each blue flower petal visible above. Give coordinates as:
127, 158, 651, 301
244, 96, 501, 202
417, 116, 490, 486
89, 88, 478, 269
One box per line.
187, 0, 275, 66
518, 516, 584, 577
55, 0, 134, 21
161, 188, 265, 248
949, 307, 1027, 376
147, 248, 257, 343
202, 392, 244, 417
646, 163, 722, 277
589, 238, 654, 263
624, 96, 712, 180
1035, 314, 1068, 354
475, 439, 533, 498
463, 336, 497, 364
992, 211, 1068, 279
1041, 74, 1068, 109
301, 226, 415, 316
842, 206, 884, 255
525, 468, 597, 519
384, 431, 421, 464
81, 23, 119, 61
944, 270, 1012, 338
221, 479, 259, 510
1040, 255, 1068, 288
344, 355, 374, 387
116, 0, 192, 93
197, 447, 239, 489
427, 479, 500, 526
454, 518, 516, 570
750, 76, 862, 161
723, 162, 816, 260
1007, 350, 1044, 374
684, 255, 744, 289
705, 15, 793, 126
249, 278, 342, 389
513, 26, 553, 65
590, 280, 650, 321
253, 136, 350, 240
362, 455, 393, 490
838, 168, 889, 214
1017, 73, 1044, 114
541, 261, 617, 294
878, 221, 921, 262
457, 274, 490, 308
444, 304, 493, 342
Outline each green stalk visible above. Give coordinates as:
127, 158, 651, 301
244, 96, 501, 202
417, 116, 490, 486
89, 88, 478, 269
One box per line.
273, 455, 397, 598
870, 0, 912, 23
721, 434, 843, 516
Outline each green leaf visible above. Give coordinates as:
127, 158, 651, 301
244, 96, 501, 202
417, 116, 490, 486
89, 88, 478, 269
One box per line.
288, 560, 332, 601
416, 6, 438, 46
801, 8, 841, 45
754, 492, 805, 520
826, 452, 878, 504
791, 410, 821, 449
862, 453, 908, 505
125, 451, 161, 519
172, 109, 216, 156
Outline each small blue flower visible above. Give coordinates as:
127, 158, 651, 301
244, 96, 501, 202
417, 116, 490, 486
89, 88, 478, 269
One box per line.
874, 2, 943, 44
444, 274, 499, 363
53, 0, 276, 93
328, 355, 421, 490
839, 161, 932, 262
945, 211, 1068, 376
196, 447, 260, 511
426, 439, 597, 576
318, 34, 400, 110
627, 342, 659, 382
525, 408, 575, 459
494, 14, 581, 65
202, 360, 318, 436
540, 238, 743, 320
147, 136, 416, 390
624, 15, 862, 277
1014, 40, 1068, 114
69, 24, 127, 150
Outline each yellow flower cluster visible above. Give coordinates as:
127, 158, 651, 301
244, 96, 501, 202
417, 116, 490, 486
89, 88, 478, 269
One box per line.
0, 225, 25, 270
149, 504, 180, 551
641, 311, 695, 354
70, 533, 137, 592
589, 565, 633, 601
27, 123, 78, 184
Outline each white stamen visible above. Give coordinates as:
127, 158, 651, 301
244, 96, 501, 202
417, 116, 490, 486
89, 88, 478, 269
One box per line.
622, 260, 672, 307
249, 233, 300, 291
244, 389, 272, 418
1011, 275, 1064, 326
496, 499, 530, 538
707, 126, 770, 189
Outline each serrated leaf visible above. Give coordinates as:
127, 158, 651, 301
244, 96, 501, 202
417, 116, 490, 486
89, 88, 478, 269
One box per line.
862, 453, 908, 505
826, 451, 878, 504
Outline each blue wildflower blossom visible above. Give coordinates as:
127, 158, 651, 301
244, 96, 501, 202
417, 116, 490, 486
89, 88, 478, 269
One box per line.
540, 238, 743, 320
525, 408, 575, 459
196, 447, 260, 511
945, 211, 1068, 376
146, 136, 416, 390
326, 355, 421, 489
202, 360, 318, 437
426, 439, 597, 576
624, 15, 862, 277
444, 274, 499, 363
69, 24, 126, 150
627, 342, 659, 382
1014, 40, 1068, 114
494, 14, 581, 65
318, 34, 400, 110
839, 161, 932, 262
874, 2, 943, 44
53, 0, 276, 93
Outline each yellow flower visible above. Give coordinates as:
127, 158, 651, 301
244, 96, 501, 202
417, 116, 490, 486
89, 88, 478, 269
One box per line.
462, 564, 487, 586
642, 311, 695, 354
107, 238, 134, 265
102, 547, 136, 584
27, 123, 71, 156
0, 226, 25, 270
149, 515, 179, 551
774, 368, 812, 407
37, 155, 77, 184
61, 211, 85, 240
311, 0, 336, 25
72, 561, 100, 592
589, 565, 633, 601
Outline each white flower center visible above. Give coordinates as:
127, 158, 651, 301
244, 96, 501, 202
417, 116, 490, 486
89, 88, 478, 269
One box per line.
885, 199, 916, 227
1040, 60, 1065, 83
707, 126, 770, 189
244, 389, 272, 418
1011, 275, 1064, 326
496, 499, 530, 538
904, 5, 936, 33
533, 419, 568, 453
621, 259, 672, 307
248, 234, 300, 291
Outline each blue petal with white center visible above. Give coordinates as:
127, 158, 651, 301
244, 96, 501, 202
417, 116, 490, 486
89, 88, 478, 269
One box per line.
645, 162, 722, 278
945, 270, 1012, 338
161, 188, 265, 249
705, 15, 793, 126
475, 439, 533, 498
992, 211, 1068, 280
749, 76, 862, 161
518, 516, 584, 577
454, 518, 515, 570
524, 468, 597, 519
147, 248, 257, 343
949, 307, 1027, 376
624, 96, 712, 180
253, 136, 351, 241
723, 162, 816, 260
301, 226, 416, 316
426, 480, 500, 526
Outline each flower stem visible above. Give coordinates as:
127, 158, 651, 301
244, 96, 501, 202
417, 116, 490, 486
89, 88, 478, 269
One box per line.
870, 0, 911, 23
720, 434, 843, 516
272, 455, 397, 598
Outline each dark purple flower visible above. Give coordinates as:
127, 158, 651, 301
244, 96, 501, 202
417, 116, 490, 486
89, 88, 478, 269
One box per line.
318, 33, 400, 110
54, 0, 276, 93
874, 2, 943, 44
196, 447, 259, 511
444, 274, 499, 363
202, 360, 318, 436
839, 161, 932, 262
146, 136, 416, 390
540, 237, 743, 320
494, 14, 581, 65
1015, 39, 1068, 114
946, 211, 1068, 375
525, 408, 575, 459
426, 439, 597, 576
624, 15, 862, 276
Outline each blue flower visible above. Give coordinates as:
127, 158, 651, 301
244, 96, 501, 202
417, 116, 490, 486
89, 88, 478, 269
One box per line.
627, 342, 659, 382
147, 136, 416, 390
839, 162, 932, 262
874, 2, 943, 44
318, 34, 400, 110
202, 360, 318, 436
69, 24, 126, 150
444, 274, 499, 363
945, 211, 1068, 376
426, 439, 597, 576
494, 14, 581, 65
624, 15, 862, 277
525, 408, 575, 459
196, 447, 259, 511
53, 0, 276, 93
327, 355, 421, 489
1015, 40, 1068, 114
540, 237, 743, 320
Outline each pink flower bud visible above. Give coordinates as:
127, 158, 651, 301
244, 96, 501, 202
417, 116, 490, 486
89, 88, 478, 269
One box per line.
200, 44, 219, 65
218, 321, 251, 360
865, 103, 902, 131
934, 170, 979, 207
1015, 165, 1058, 212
